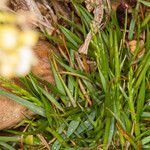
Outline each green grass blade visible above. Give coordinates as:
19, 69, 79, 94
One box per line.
0, 89, 45, 117
39, 87, 64, 112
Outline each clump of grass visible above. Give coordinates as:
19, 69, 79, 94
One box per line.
0, 1, 150, 149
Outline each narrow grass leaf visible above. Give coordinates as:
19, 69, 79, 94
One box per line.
66, 120, 80, 138
39, 87, 64, 112
128, 19, 136, 40
0, 136, 20, 142
59, 26, 82, 48
0, 142, 15, 150
141, 112, 150, 118
0, 89, 45, 117
47, 127, 68, 148
139, 0, 150, 7
142, 136, 150, 145
40, 95, 53, 126
136, 77, 145, 121
141, 13, 150, 27
58, 74, 77, 107
50, 58, 66, 96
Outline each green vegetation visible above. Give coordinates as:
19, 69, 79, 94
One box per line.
0, 1, 150, 149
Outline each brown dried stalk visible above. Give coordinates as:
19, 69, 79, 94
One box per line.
79, 0, 104, 54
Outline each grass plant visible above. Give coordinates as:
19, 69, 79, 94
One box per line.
0, 1, 150, 149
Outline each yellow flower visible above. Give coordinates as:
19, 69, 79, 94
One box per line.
0, 52, 19, 78
19, 30, 38, 47
0, 25, 18, 52
15, 46, 37, 76
0, 16, 38, 78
